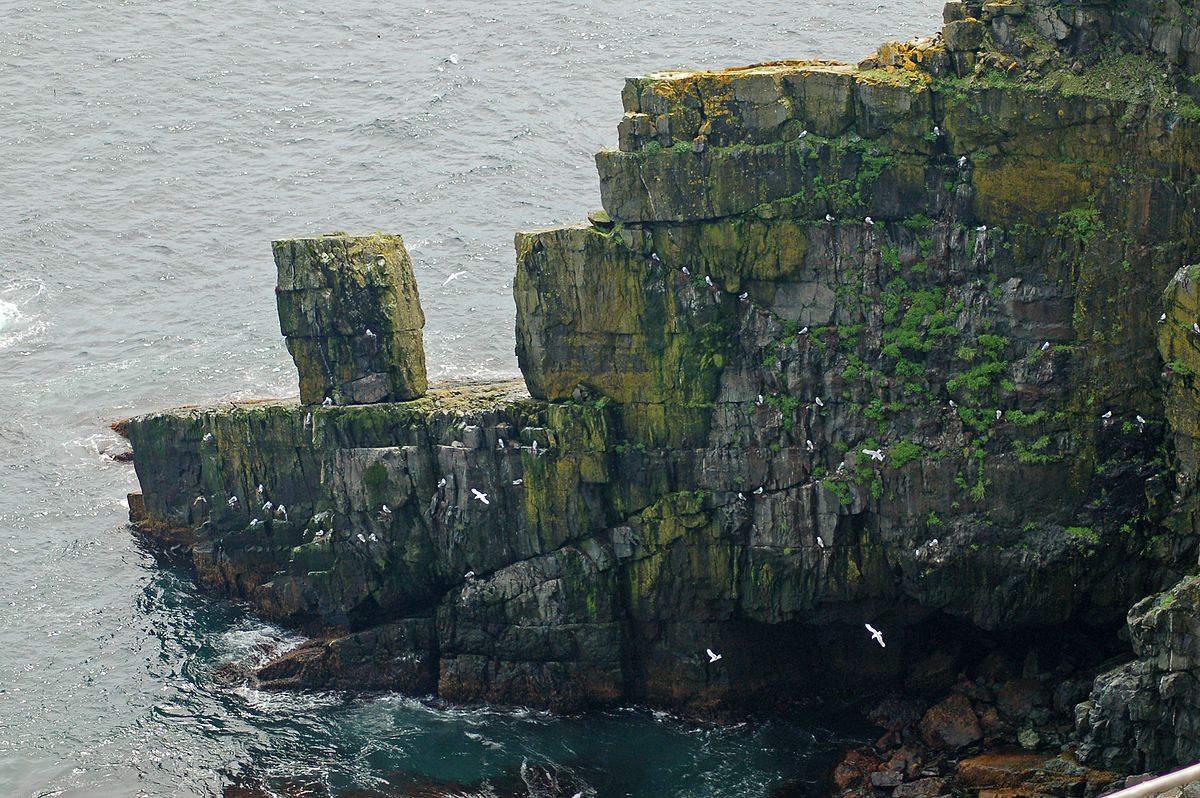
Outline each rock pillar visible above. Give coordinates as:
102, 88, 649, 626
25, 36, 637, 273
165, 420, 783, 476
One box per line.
1159, 264, 1200, 484
273, 233, 427, 405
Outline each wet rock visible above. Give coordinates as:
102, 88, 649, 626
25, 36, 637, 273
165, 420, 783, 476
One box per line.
919, 694, 983, 751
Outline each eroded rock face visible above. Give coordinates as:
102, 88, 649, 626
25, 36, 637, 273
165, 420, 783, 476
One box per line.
125, 0, 1200, 774
274, 233, 427, 405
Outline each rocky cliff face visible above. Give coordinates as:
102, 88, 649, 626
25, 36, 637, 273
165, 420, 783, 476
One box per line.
125, 0, 1200, 779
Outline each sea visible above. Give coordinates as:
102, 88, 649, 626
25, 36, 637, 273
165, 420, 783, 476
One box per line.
0, 2, 941, 795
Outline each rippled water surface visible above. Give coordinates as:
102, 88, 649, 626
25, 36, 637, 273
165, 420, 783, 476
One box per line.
1, 1, 940, 795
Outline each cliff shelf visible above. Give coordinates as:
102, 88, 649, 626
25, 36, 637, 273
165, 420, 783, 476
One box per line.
124, 0, 1200, 791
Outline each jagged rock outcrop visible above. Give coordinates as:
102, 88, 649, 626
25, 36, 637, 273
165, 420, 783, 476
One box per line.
124, 0, 1200, 782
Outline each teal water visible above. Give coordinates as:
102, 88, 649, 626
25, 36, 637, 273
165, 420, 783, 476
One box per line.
0, 1, 939, 794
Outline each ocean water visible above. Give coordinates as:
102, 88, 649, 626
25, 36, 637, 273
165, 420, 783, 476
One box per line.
0, 2, 941, 795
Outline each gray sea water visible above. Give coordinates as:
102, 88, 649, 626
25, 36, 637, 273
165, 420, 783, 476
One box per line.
0, 2, 941, 795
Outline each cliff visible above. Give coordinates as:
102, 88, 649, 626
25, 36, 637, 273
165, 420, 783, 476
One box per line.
124, 0, 1200, 789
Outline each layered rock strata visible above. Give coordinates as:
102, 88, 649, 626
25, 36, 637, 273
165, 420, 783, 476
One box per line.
125, 0, 1200, 781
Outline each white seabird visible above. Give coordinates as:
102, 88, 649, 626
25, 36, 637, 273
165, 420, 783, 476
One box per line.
203, 432, 215, 444
737, 492, 745, 500
864, 216, 874, 226
464, 570, 476, 580
304, 412, 312, 427
798, 326, 809, 335
976, 224, 987, 232
497, 437, 505, 450
446, 53, 459, 64
1101, 410, 1113, 419
681, 266, 691, 276
650, 252, 661, 264
512, 479, 523, 485
825, 213, 835, 223
865, 623, 886, 648
932, 126, 941, 136
256, 484, 265, 499
995, 409, 1003, 420
1041, 341, 1050, 351
755, 394, 764, 406
739, 291, 749, 301
958, 155, 968, 168
814, 396, 825, 407
531, 440, 539, 456
1193, 322, 1200, 335
471, 489, 490, 505
364, 328, 376, 340
437, 477, 448, 489
442, 271, 467, 286
753, 486, 764, 495
862, 448, 884, 462
799, 130, 808, 139
705, 275, 714, 287
356, 533, 366, 543
816, 536, 825, 548
1136, 414, 1147, 425
806, 439, 815, 452
706, 648, 722, 663
249, 518, 260, 528
949, 400, 957, 408
1159, 313, 1168, 323
274, 504, 288, 521
262, 501, 273, 512
368, 533, 378, 542
322, 397, 333, 407
315, 529, 326, 538
227, 495, 239, 508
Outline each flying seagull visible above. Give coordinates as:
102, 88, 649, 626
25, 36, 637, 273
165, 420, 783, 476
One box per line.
471, 488, 490, 505
865, 623, 886, 648
706, 648, 723, 663
442, 270, 467, 285
862, 448, 884, 462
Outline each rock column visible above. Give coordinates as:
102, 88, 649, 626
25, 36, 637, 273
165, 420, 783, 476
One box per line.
273, 233, 427, 405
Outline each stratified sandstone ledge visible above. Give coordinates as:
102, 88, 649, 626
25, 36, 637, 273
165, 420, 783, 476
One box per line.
124, 0, 1200, 789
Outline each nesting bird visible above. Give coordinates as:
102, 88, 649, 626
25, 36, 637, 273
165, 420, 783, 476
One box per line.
681, 266, 691, 276
1101, 410, 1113, 420
1041, 341, 1050, 351
464, 570, 476, 580
816, 536, 825, 548
958, 155, 968, 168
274, 504, 288, 522
1159, 313, 1168, 324
864, 216, 874, 226
976, 224, 987, 232
739, 291, 749, 302
203, 432, 215, 444
227, 495, 239, 508
814, 396, 825, 407
805, 439, 815, 453
825, 213, 835, 223
753, 486, 764, 495
322, 397, 333, 407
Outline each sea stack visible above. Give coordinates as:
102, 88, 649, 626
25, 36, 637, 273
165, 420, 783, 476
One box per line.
273, 232, 428, 405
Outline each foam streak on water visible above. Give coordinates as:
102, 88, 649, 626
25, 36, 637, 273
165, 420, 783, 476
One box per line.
0, 2, 938, 795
